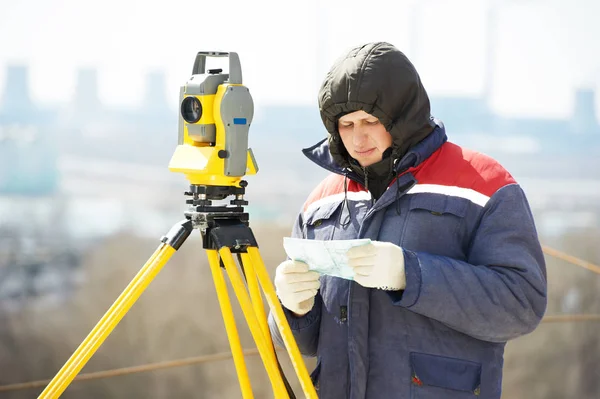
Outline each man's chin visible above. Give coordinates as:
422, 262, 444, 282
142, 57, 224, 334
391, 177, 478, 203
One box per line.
357, 159, 375, 167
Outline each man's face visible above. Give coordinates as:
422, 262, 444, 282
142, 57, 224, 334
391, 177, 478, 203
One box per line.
337, 110, 393, 167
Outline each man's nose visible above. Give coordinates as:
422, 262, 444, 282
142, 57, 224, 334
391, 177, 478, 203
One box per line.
352, 128, 369, 146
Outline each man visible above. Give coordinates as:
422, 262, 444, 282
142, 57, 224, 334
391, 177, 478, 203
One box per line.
268, 42, 547, 398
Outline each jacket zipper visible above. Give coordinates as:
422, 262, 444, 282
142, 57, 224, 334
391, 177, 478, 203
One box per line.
363, 166, 374, 206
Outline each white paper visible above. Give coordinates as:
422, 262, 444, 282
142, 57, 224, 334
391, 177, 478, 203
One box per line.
283, 237, 372, 280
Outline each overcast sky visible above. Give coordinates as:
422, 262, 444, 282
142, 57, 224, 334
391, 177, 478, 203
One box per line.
0, 0, 598, 119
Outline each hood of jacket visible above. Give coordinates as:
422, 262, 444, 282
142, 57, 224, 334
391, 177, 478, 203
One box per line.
318, 41, 436, 175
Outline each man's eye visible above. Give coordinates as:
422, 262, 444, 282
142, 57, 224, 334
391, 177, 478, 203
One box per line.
367, 120, 379, 125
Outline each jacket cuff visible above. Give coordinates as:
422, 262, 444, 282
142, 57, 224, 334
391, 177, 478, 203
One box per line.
387, 249, 422, 307
282, 298, 321, 331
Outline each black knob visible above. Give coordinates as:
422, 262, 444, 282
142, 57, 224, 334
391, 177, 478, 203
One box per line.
218, 150, 228, 158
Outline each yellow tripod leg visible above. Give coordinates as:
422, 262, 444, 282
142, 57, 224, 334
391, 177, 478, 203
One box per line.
219, 248, 289, 398
241, 252, 297, 397
38, 243, 177, 399
240, 253, 272, 343
247, 247, 319, 399
240, 253, 282, 388
206, 250, 254, 399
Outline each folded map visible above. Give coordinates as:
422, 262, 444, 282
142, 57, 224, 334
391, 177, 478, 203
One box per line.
283, 237, 372, 280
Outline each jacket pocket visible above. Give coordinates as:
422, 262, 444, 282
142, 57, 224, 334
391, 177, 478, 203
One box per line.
410, 352, 482, 398
319, 276, 350, 324
303, 200, 343, 241
401, 194, 469, 259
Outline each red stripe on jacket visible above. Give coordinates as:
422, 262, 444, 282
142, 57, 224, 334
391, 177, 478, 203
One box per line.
302, 175, 366, 212
410, 142, 516, 198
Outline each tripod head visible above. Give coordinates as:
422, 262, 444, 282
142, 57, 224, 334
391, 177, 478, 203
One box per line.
168, 51, 258, 187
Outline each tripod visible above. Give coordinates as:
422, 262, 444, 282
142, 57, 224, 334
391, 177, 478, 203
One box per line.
38, 182, 318, 398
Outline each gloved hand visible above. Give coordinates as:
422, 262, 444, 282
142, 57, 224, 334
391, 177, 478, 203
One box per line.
274, 260, 321, 316
346, 241, 406, 291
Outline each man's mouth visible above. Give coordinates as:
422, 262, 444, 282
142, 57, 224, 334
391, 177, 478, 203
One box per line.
355, 148, 375, 156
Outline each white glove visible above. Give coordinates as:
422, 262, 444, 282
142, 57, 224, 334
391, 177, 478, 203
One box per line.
346, 241, 406, 290
274, 260, 321, 316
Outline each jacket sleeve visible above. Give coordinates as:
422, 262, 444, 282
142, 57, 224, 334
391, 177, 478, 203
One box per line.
268, 211, 321, 357
390, 183, 547, 343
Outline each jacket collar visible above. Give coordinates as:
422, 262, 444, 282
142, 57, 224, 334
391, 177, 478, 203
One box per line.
302, 118, 448, 183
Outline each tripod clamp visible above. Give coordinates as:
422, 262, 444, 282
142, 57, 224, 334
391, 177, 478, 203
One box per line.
182, 181, 258, 253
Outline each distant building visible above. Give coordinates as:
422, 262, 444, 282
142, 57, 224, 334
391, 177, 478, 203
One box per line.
0, 65, 58, 195
142, 70, 172, 117
72, 68, 101, 119
571, 87, 598, 135
0, 65, 33, 124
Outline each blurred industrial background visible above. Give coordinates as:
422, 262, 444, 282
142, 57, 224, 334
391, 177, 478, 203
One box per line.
0, 0, 599, 397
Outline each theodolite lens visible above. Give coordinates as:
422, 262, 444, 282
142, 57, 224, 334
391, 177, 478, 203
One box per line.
181, 97, 202, 123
